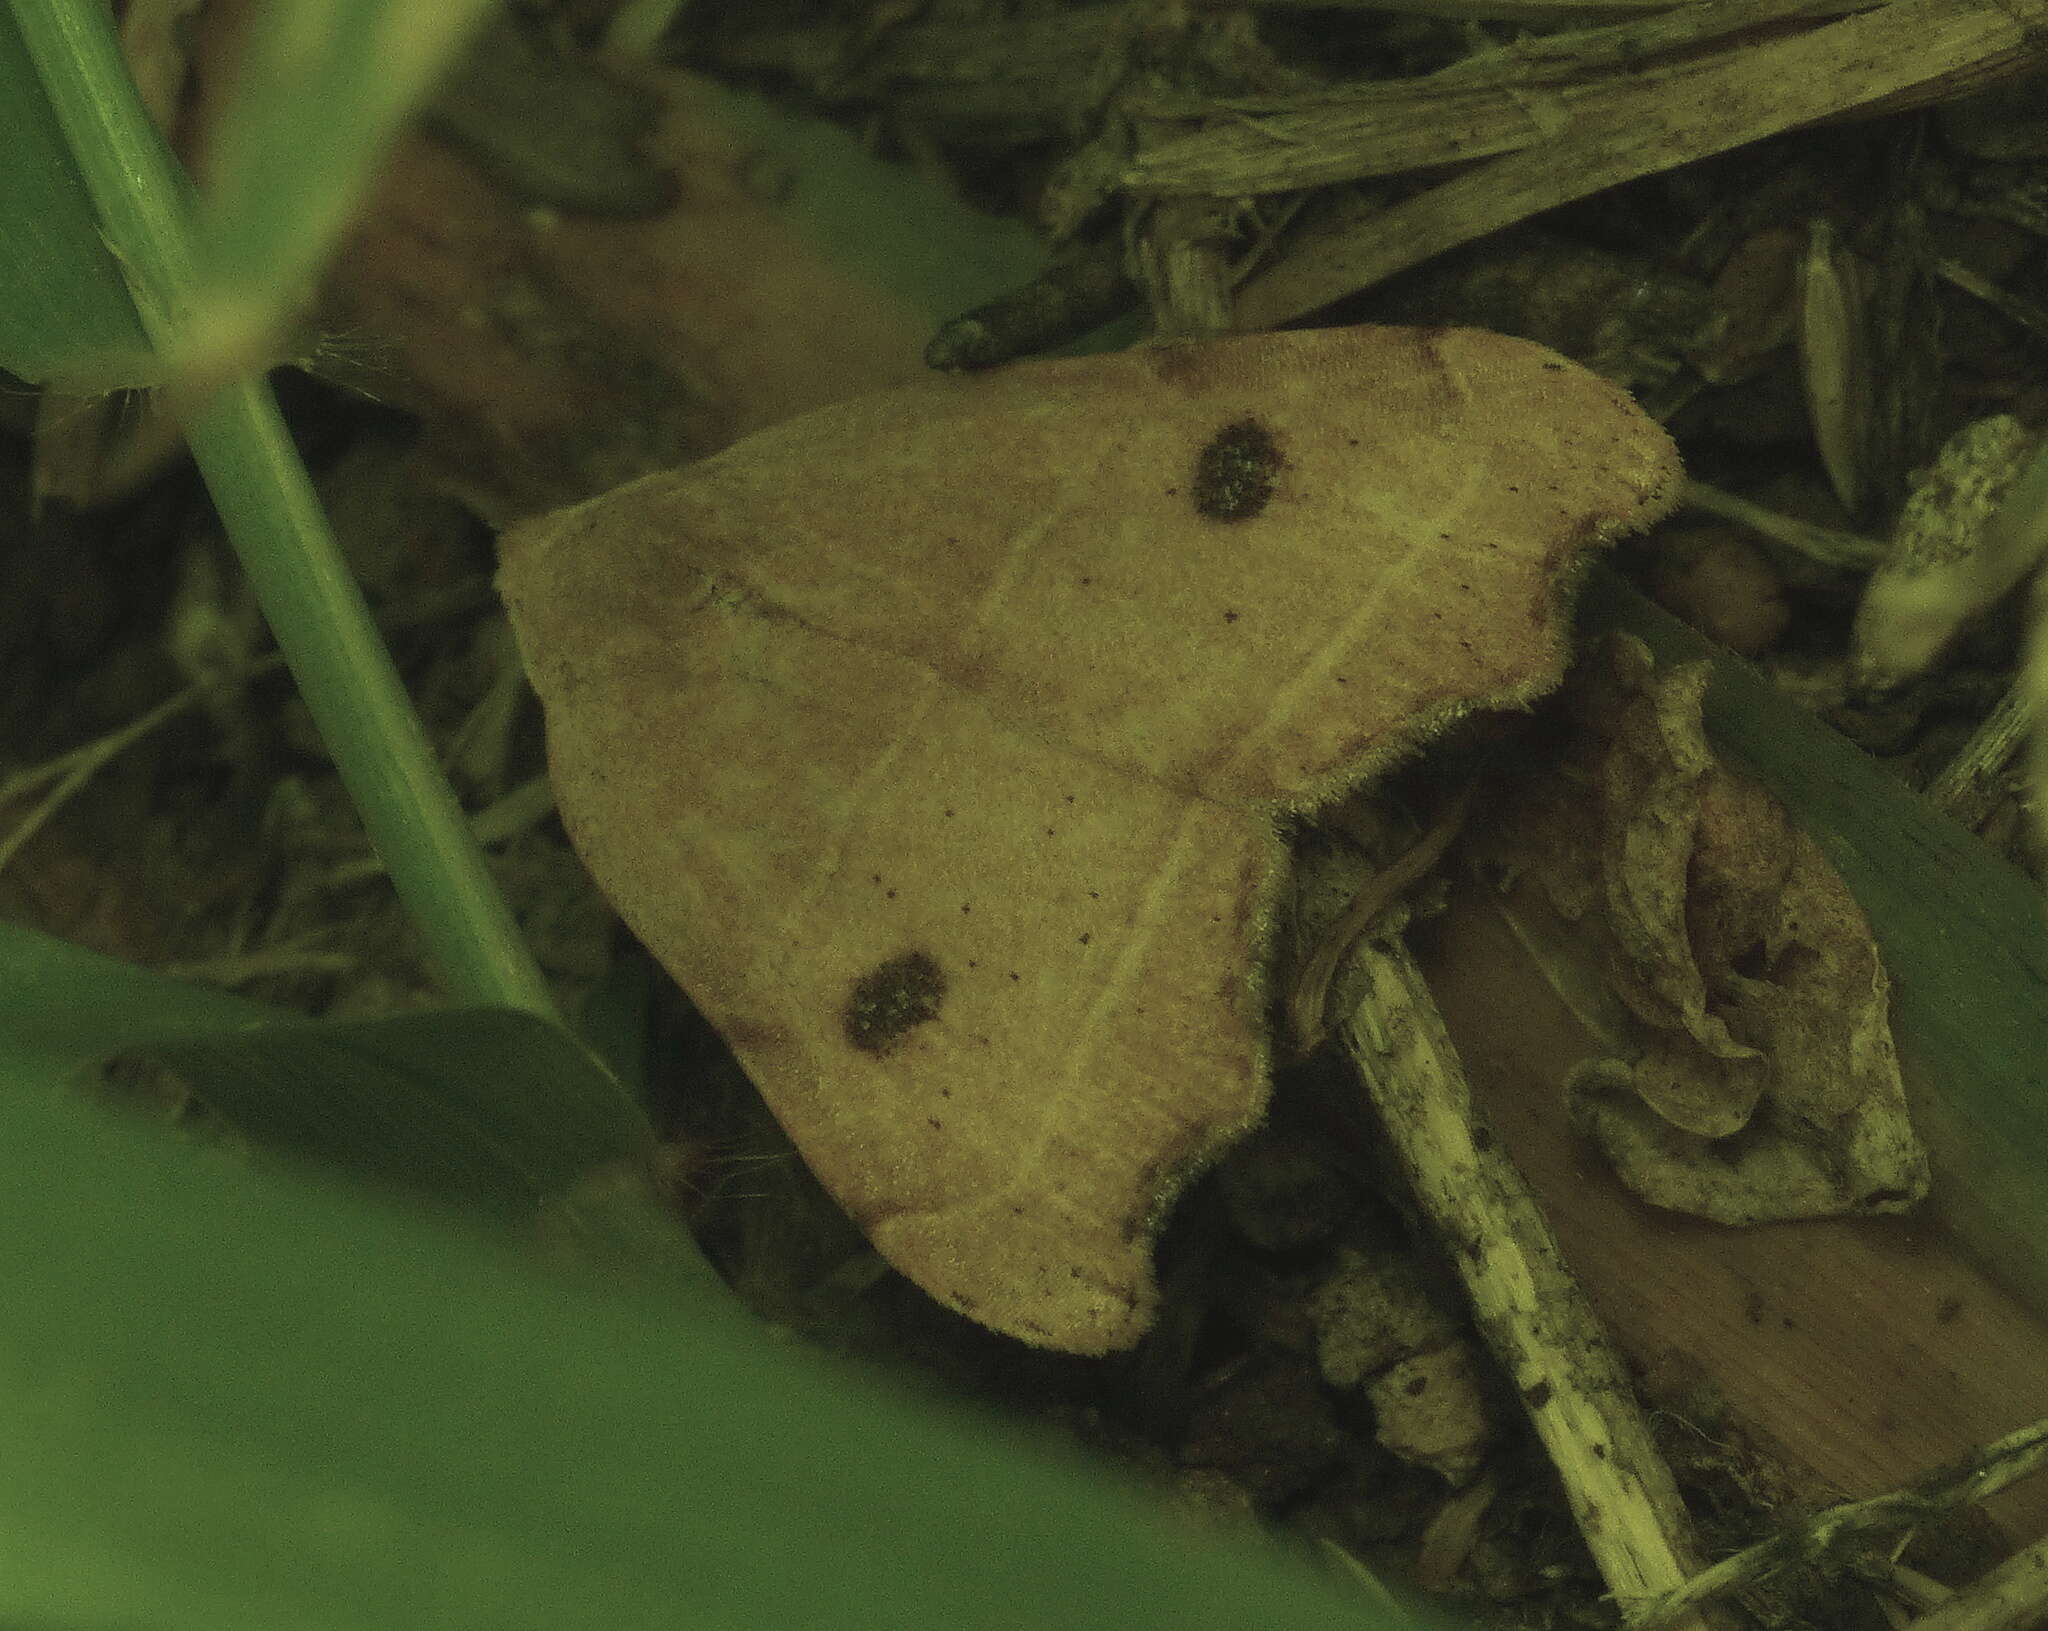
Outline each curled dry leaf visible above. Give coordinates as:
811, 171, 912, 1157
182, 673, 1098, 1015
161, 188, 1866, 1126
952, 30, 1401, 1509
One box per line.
498, 325, 1680, 1353
1477, 632, 1928, 1226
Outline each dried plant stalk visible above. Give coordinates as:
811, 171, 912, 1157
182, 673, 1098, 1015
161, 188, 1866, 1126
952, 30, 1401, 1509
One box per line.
1130, 0, 1891, 199
1336, 931, 1717, 1631
1926, 685, 2029, 833
1221, 0, 2048, 326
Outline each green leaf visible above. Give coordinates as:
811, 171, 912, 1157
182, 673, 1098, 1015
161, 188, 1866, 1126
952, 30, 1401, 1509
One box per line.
0, 1080, 1390, 1631
0, 919, 648, 1224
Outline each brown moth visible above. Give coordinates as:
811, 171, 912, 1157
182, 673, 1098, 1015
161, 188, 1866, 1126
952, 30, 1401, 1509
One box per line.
498, 325, 1681, 1353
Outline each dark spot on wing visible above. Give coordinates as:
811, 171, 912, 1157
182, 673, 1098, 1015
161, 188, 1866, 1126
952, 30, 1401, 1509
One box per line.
1191, 416, 1283, 521
843, 949, 947, 1054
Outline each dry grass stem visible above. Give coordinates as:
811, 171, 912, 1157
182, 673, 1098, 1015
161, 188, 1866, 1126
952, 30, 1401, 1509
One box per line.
1927, 688, 2031, 833
1627, 1416, 2048, 1631
1679, 481, 1886, 573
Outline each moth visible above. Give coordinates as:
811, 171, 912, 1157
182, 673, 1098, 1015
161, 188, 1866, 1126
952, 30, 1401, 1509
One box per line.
498, 325, 1681, 1353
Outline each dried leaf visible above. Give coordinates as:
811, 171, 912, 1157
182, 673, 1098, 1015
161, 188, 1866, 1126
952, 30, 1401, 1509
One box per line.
1478, 632, 1928, 1226
1562, 639, 1766, 1138
321, 68, 1041, 522
1798, 218, 1873, 520
498, 325, 1680, 1352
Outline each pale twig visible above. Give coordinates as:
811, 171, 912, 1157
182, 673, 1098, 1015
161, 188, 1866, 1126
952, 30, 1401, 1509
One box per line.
1335, 930, 1720, 1631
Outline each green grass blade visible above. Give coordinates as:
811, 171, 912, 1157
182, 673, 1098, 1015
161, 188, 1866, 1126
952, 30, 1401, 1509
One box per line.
5, 0, 550, 1015
4, 0, 203, 355
0, 5, 155, 384
183, 378, 556, 1013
